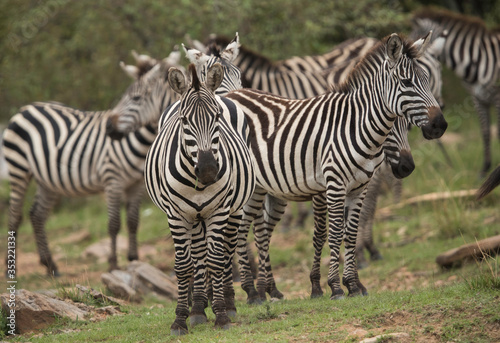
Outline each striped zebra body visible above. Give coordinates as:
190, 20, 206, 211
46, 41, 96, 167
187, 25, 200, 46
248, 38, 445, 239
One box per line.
210, 34, 443, 301
226, 33, 446, 301
2, 59, 177, 275
413, 8, 500, 175
144, 64, 255, 334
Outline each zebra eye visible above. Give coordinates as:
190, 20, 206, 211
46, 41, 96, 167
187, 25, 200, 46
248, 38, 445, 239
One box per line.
132, 95, 141, 101
181, 117, 188, 125
401, 79, 413, 87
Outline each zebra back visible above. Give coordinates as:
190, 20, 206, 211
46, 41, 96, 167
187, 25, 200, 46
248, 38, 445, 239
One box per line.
106, 56, 181, 138
412, 8, 500, 90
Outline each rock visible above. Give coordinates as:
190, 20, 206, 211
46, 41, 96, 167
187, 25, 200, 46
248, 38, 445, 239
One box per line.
82, 236, 128, 263
0, 289, 89, 334
129, 261, 178, 299
359, 332, 410, 343
100, 273, 142, 303
75, 284, 128, 306
101, 261, 177, 301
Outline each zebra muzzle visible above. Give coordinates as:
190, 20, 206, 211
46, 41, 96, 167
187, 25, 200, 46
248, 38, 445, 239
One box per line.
421, 106, 447, 140
106, 117, 126, 140
391, 149, 415, 179
195, 151, 219, 186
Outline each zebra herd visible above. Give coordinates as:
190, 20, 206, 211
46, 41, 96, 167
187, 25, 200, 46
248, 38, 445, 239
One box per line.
2, 7, 500, 335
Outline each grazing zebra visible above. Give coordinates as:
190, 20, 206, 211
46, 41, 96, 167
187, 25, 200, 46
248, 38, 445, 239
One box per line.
225, 32, 447, 301
2, 54, 179, 276
143, 64, 255, 334
412, 8, 500, 176
477, 164, 500, 200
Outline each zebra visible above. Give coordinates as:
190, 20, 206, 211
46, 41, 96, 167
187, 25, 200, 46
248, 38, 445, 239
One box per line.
206, 33, 446, 231
143, 63, 255, 334
107, 33, 243, 135
247, 114, 414, 302
477, 164, 500, 200
207, 33, 446, 301
412, 8, 500, 176
225, 32, 447, 302
1, 53, 179, 276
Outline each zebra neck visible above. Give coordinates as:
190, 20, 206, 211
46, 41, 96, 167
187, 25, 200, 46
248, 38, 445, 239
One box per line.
347, 84, 396, 152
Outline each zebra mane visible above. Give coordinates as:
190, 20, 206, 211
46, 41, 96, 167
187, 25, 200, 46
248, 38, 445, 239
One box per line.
189, 63, 201, 91
413, 7, 489, 33
332, 34, 418, 94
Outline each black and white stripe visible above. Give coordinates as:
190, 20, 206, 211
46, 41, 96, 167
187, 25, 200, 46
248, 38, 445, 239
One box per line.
144, 64, 255, 334
413, 8, 500, 175
226, 33, 447, 301
2, 57, 177, 276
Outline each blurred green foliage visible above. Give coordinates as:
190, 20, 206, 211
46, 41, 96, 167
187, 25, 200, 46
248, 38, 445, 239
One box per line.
1, 0, 500, 122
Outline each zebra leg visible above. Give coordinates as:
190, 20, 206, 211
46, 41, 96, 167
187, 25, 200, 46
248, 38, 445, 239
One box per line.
342, 191, 368, 297
29, 186, 59, 276
190, 222, 208, 327
105, 186, 123, 271
206, 212, 232, 330
125, 182, 144, 262
238, 187, 266, 305
325, 188, 347, 300
5, 171, 31, 277
472, 95, 492, 176
356, 170, 384, 269
223, 212, 242, 319
310, 194, 327, 298
255, 195, 286, 300
170, 221, 194, 335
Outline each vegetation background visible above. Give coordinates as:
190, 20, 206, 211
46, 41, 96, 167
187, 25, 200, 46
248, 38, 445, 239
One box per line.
1, 0, 500, 123
0, 0, 500, 342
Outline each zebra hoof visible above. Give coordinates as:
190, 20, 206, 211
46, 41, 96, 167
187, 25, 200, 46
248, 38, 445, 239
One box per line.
269, 289, 284, 300
247, 296, 263, 305
189, 314, 207, 327
330, 294, 345, 300
220, 323, 232, 330
171, 327, 188, 336
170, 322, 188, 336
370, 253, 383, 261
227, 310, 237, 319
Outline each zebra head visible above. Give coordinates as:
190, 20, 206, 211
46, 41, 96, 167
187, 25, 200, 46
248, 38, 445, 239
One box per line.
106, 49, 181, 140
183, 32, 242, 96
169, 63, 224, 186
384, 117, 415, 179
382, 32, 447, 140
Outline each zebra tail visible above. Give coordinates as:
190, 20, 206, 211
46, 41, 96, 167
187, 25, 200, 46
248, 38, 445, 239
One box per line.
476, 165, 500, 200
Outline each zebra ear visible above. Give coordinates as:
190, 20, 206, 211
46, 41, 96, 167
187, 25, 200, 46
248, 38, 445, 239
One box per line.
412, 31, 432, 58
168, 67, 188, 95
120, 61, 140, 80
182, 43, 211, 68
427, 30, 447, 58
205, 63, 224, 92
386, 33, 403, 66
220, 32, 240, 63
